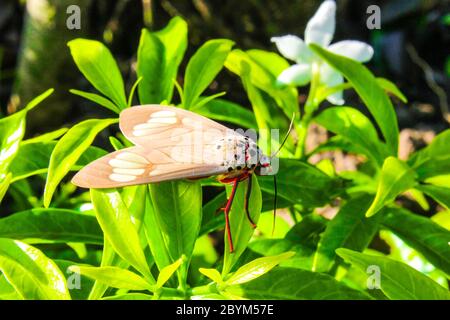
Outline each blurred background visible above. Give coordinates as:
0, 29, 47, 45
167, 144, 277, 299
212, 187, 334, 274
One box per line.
0, 0, 448, 176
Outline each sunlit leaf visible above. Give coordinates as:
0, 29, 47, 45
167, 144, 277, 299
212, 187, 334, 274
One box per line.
44, 118, 117, 207
337, 248, 450, 300
68, 39, 127, 109
0, 238, 70, 300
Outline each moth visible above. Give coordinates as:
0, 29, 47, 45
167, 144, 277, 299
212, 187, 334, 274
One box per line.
72, 105, 283, 252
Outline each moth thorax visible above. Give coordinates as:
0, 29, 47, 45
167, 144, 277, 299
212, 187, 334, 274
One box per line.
214, 134, 261, 170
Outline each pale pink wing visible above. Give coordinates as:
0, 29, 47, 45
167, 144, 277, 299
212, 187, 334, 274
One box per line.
119, 105, 234, 148
71, 146, 228, 189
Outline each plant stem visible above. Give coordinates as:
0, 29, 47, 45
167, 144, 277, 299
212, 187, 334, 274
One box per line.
296, 62, 321, 158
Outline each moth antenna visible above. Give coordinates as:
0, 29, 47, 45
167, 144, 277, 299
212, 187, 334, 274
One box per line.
271, 175, 277, 236
271, 113, 296, 159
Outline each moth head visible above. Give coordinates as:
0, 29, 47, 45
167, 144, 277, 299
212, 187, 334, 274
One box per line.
254, 154, 272, 176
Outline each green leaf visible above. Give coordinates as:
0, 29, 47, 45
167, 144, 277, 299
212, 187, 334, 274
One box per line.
192, 98, 257, 129
71, 266, 152, 290
143, 189, 172, 273
381, 208, 450, 276
10, 141, 106, 182
258, 159, 344, 208
68, 39, 127, 109
199, 268, 223, 284
44, 118, 117, 207
408, 129, 450, 179
313, 194, 381, 272
90, 189, 152, 280
336, 248, 450, 300
310, 44, 399, 155
128, 76, 143, 107
22, 128, 68, 145
314, 107, 388, 166
183, 39, 234, 108
0, 173, 11, 203
0, 208, 102, 244
224, 267, 370, 299
0, 113, 25, 175
366, 157, 417, 217
137, 17, 187, 104
149, 181, 202, 285
376, 78, 408, 103
70, 89, 120, 114
101, 293, 153, 300
0, 238, 70, 300
156, 257, 183, 288
416, 184, 450, 209
54, 259, 94, 300
225, 252, 295, 286
225, 49, 298, 118
222, 175, 262, 276
0, 274, 23, 300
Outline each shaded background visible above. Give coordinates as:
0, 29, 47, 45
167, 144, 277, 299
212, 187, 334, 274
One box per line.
1, 0, 448, 129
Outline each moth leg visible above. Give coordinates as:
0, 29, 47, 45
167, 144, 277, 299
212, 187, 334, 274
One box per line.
223, 178, 239, 253
244, 175, 256, 228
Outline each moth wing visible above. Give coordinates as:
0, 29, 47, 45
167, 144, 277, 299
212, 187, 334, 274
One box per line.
71, 146, 228, 189
119, 105, 235, 148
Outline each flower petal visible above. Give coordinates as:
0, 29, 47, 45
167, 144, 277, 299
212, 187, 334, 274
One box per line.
277, 64, 312, 86
328, 40, 374, 62
271, 35, 311, 63
320, 63, 345, 104
305, 0, 336, 46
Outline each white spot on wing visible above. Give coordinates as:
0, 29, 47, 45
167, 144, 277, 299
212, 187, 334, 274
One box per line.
109, 159, 145, 169
109, 173, 137, 182
112, 168, 145, 175
151, 110, 176, 118
148, 117, 177, 124
115, 152, 148, 164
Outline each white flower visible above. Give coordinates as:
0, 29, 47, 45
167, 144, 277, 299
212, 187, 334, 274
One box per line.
271, 0, 374, 105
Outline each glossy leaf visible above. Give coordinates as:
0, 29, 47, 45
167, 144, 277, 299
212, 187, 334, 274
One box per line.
137, 17, 187, 104
44, 118, 117, 207
0, 238, 70, 300
310, 44, 399, 155
258, 159, 345, 208
183, 39, 234, 108
90, 189, 151, 280
70, 89, 120, 114
376, 78, 407, 103
224, 267, 370, 299
416, 184, 450, 209
22, 128, 68, 145
71, 266, 152, 290
225, 49, 298, 118
225, 252, 295, 286
68, 39, 127, 109
314, 106, 388, 165
199, 268, 223, 284
102, 293, 153, 300
192, 98, 257, 129
408, 129, 450, 179
10, 141, 106, 182
156, 257, 183, 288
149, 181, 202, 284
54, 260, 94, 300
337, 248, 450, 300
313, 194, 381, 272
381, 208, 450, 275
0, 208, 102, 244
366, 157, 417, 217
0, 173, 11, 203
222, 175, 262, 276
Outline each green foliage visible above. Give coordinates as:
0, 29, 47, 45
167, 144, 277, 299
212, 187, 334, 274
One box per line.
337, 249, 450, 300
1, 15, 448, 301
